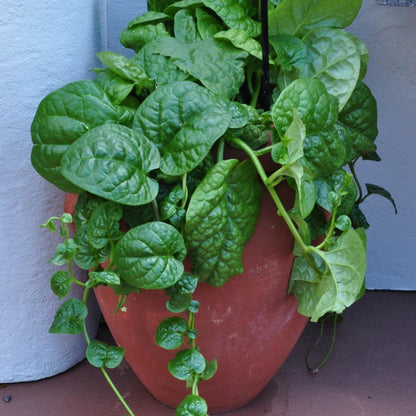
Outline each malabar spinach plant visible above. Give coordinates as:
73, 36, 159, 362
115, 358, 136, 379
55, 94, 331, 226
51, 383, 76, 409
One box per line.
32, 0, 396, 414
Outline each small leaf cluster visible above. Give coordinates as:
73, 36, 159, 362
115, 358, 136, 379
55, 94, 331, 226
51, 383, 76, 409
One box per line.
155, 274, 215, 415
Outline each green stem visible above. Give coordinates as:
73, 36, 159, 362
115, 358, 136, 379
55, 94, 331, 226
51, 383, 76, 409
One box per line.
152, 199, 161, 221
100, 367, 136, 416
249, 71, 262, 108
191, 376, 199, 396
217, 137, 225, 162
227, 137, 309, 254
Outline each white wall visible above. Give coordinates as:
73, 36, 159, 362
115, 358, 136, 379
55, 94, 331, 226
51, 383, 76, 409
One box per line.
349, 1, 416, 289
0, 0, 102, 382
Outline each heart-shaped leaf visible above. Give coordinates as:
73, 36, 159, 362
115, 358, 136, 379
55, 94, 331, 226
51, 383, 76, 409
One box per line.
49, 298, 88, 334
86, 340, 125, 369
134, 81, 232, 176
61, 124, 160, 206
31, 80, 123, 192
155, 316, 188, 350
114, 222, 186, 289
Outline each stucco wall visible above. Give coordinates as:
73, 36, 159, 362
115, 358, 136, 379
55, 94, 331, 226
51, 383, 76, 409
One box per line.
348, 1, 416, 289
0, 0, 101, 382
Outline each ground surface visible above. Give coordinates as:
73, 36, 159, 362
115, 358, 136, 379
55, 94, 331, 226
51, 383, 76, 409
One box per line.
1, 290, 415, 416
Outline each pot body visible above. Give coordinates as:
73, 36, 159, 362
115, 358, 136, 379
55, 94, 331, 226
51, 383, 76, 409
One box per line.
85, 186, 308, 413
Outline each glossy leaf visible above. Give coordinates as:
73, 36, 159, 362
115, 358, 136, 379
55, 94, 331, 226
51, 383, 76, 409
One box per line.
168, 349, 206, 380
155, 317, 188, 350
31, 80, 123, 192
96, 51, 154, 91
196, 7, 224, 39
95, 70, 135, 105
269, 0, 363, 37
338, 81, 378, 158
50, 271, 71, 299
86, 201, 123, 249
114, 222, 186, 289
272, 78, 338, 137
61, 124, 160, 206
300, 28, 360, 110
314, 169, 357, 215
290, 228, 366, 322
175, 395, 208, 416
86, 340, 125, 369
200, 358, 217, 380
174, 8, 199, 42
134, 81, 232, 175
155, 37, 248, 99
214, 28, 262, 60
167, 292, 193, 313
365, 184, 397, 214
133, 43, 189, 86
269, 34, 307, 71
203, 0, 260, 37
87, 271, 121, 288
185, 159, 262, 286
302, 127, 347, 178
49, 298, 88, 334
73, 224, 110, 270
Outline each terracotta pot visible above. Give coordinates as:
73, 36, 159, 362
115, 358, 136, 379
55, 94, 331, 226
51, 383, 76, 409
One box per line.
64, 185, 308, 413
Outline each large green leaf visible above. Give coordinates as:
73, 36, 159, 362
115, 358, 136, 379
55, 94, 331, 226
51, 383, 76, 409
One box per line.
114, 222, 186, 289
31, 80, 123, 192
155, 37, 248, 99
290, 228, 366, 322
185, 159, 262, 286
269, 0, 363, 37
133, 81, 232, 176
61, 124, 160, 206
338, 81, 378, 158
300, 28, 361, 110
214, 28, 263, 60
202, 0, 260, 37
272, 78, 338, 137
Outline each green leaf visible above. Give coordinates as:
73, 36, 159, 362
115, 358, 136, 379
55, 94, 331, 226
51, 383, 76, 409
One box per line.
88, 271, 121, 288
133, 43, 189, 86
50, 271, 71, 299
95, 70, 135, 105
49, 298, 88, 334
335, 215, 352, 232
155, 37, 248, 99
73, 224, 110, 270
345, 32, 369, 80
97, 51, 154, 91
174, 8, 199, 42
196, 7, 224, 39
31, 80, 123, 192
167, 292, 193, 313
365, 184, 397, 214
269, 34, 307, 71
185, 159, 262, 286
272, 78, 338, 137
302, 127, 347, 178
269, 0, 363, 37
114, 222, 186, 289
49, 239, 78, 265
200, 358, 217, 380
338, 81, 378, 158
86, 201, 123, 249
315, 169, 357, 215
300, 28, 361, 111
175, 395, 208, 416
86, 340, 125, 369
203, 0, 260, 37
214, 28, 262, 60
133, 81, 231, 175
290, 228, 367, 322
155, 316, 188, 350
168, 349, 206, 380
61, 124, 160, 206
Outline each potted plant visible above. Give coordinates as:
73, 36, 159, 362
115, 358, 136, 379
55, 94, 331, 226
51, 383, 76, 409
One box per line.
31, 0, 395, 414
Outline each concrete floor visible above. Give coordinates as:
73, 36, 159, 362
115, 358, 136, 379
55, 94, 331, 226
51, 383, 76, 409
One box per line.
1, 290, 415, 416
